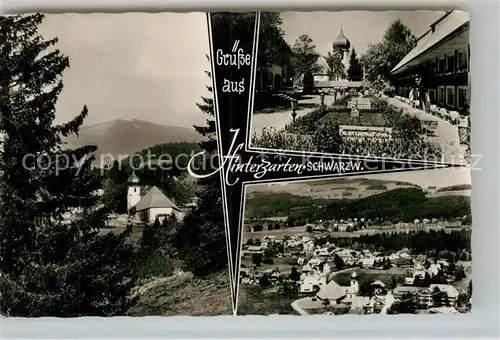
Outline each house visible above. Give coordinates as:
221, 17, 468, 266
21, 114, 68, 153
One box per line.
300, 272, 326, 294
316, 280, 347, 305
371, 280, 386, 295
390, 10, 470, 114
246, 245, 264, 255
393, 286, 433, 307
262, 235, 276, 243
127, 172, 183, 223
404, 276, 415, 285
394, 257, 413, 268
316, 271, 359, 305
361, 257, 376, 268
314, 247, 330, 257
429, 284, 459, 306
428, 263, 441, 276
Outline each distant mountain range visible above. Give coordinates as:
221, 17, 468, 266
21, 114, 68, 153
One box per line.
64, 119, 202, 166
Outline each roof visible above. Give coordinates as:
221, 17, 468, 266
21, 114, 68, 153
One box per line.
332, 27, 351, 50
372, 280, 386, 287
429, 284, 459, 297
393, 286, 429, 295
391, 10, 469, 75
133, 186, 179, 212
317, 280, 347, 301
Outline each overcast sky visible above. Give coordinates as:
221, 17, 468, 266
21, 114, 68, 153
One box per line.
40, 13, 210, 128
40, 11, 445, 128
281, 11, 446, 60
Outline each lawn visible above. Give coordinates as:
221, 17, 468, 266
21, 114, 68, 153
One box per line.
237, 285, 299, 315
244, 226, 307, 241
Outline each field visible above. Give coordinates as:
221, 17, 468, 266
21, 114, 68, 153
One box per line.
238, 285, 299, 315
246, 178, 420, 202
244, 225, 307, 241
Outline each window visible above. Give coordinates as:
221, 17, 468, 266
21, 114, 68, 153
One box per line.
467, 44, 470, 71
446, 86, 456, 108
457, 86, 468, 110
428, 89, 436, 103
438, 58, 445, 74
430, 62, 437, 74
446, 55, 455, 73
438, 86, 445, 104
457, 50, 467, 71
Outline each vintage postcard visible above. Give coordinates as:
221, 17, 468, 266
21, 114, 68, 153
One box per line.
0, 10, 471, 319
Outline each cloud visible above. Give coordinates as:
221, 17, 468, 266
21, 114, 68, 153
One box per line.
39, 13, 210, 128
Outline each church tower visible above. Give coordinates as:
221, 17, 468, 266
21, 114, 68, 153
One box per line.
127, 171, 141, 213
350, 271, 359, 295
332, 25, 351, 80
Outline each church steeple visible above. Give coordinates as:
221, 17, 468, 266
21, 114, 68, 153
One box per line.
127, 171, 140, 184
332, 25, 351, 50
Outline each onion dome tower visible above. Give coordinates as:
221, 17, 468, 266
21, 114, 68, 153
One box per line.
332, 25, 351, 73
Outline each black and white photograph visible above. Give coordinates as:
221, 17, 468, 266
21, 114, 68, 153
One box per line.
0, 13, 231, 317
238, 167, 472, 315
250, 11, 470, 164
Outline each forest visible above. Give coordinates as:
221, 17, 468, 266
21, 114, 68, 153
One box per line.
245, 188, 471, 224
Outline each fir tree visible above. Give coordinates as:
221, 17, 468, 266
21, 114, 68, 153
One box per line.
174, 54, 227, 277
0, 14, 137, 317
346, 49, 363, 81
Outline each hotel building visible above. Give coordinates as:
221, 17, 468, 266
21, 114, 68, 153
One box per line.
390, 10, 470, 114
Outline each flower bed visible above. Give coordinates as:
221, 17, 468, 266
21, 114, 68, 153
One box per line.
251, 127, 315, 152
250, 96, 443, 160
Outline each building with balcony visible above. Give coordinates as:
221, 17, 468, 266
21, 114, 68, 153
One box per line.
390, 10, 470, 114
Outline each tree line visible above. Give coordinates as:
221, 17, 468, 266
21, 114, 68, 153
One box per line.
314, 229, 471, 257
257, 12, 418, 93
246, 187, 471, 224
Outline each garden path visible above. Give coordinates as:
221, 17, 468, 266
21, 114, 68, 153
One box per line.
386, 97, 467, 164
251, 94, 333, 133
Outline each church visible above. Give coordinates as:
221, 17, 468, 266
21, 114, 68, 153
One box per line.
127, 171, 184, 223
316, 271, 360, 305
314, 26, 365, 91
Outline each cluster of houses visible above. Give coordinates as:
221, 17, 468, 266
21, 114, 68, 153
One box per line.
240, 233, 469, 314
305, 217, 465, 233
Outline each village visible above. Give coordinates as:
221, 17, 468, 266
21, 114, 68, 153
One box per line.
239, 219, 472, 315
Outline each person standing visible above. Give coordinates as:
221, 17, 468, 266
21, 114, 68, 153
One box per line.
416, 75, 427, 111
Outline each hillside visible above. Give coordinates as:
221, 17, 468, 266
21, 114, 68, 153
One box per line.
246, 177, 420, 200
64, 119, 201, 166
128, 270, 232, 316
245, 187, 471, 222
